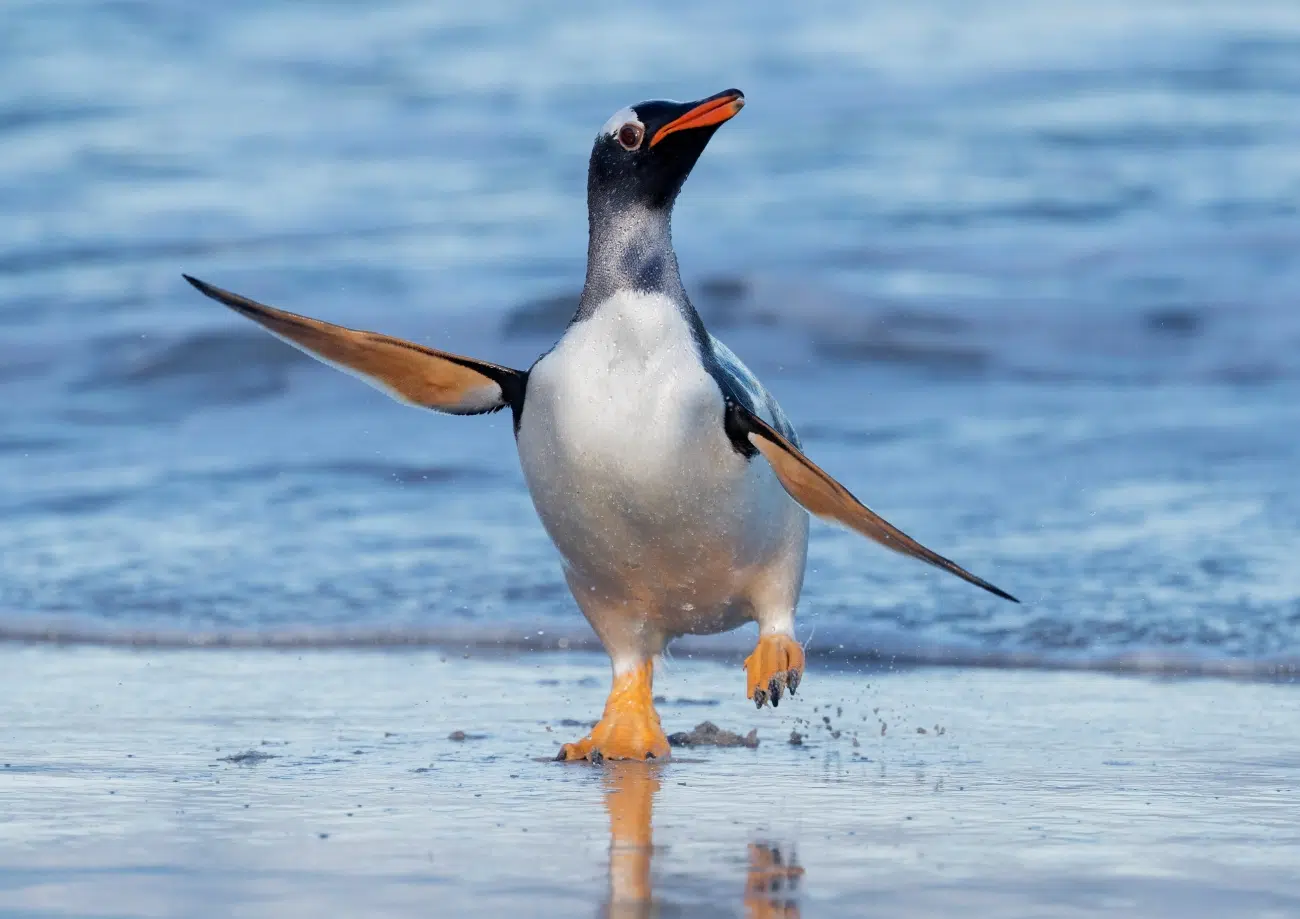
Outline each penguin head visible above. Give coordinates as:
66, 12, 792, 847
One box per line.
587, 89, 744, 215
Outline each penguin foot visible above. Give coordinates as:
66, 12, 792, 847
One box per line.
557, 660, 670, 762
745, 634, 805, 709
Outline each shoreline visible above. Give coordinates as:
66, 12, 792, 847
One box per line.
2, 619, 1297, 683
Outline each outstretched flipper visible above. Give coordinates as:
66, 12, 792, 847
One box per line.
731, 403, 1018, 603
183, 275, 526, 415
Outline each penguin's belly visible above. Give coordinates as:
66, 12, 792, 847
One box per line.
516, 293, 797, 635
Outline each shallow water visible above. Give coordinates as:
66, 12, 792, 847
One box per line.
3, 1, 1300, 675
1, 646, 1298, 917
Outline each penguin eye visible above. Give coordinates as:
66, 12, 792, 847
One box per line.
616, 123, 644, 150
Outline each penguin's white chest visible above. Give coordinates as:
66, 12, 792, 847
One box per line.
516, 291, 772, 596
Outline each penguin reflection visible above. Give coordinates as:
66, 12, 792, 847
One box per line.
603, 763, 658, 914
600, 764, 803, 918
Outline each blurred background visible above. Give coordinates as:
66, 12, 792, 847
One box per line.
2, 0, 1299, 674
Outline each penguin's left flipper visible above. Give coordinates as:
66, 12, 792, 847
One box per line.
733, 404, 1019, 603
183, 275, 525, 415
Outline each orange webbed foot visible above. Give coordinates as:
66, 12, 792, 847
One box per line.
744, 633, 805, 709
557, 661, 670, 762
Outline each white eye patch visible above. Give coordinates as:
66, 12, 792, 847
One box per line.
600, 106, 641, 138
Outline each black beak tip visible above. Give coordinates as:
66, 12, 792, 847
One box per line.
715, 88, 745, 110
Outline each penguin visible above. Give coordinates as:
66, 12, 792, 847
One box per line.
184, 87, 1016, 762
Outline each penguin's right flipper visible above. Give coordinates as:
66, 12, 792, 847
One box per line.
183, 275, 525, 416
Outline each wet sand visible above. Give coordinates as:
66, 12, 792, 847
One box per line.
1, 645, 1297, 918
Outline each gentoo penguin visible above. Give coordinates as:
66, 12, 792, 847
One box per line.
184, 88, 1016, 762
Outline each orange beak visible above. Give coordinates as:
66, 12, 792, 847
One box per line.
649, 90, 745, 148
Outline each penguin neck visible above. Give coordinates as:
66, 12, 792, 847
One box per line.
576, 202, 687, 320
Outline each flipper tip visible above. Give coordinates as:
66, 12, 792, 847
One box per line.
991, 585, 1020, 604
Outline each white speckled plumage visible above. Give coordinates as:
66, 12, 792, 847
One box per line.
517, 289, 807, 673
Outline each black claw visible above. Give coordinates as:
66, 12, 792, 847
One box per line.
555, 748, 567, 761
769, 676, 783, 707
589, 749, 604, 765
753, 688, 768, 709
787, 669, 801, 694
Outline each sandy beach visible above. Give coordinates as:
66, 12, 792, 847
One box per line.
2, 645, 1296, 918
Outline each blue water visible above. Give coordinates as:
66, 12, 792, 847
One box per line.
3, 0, 1300, 676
